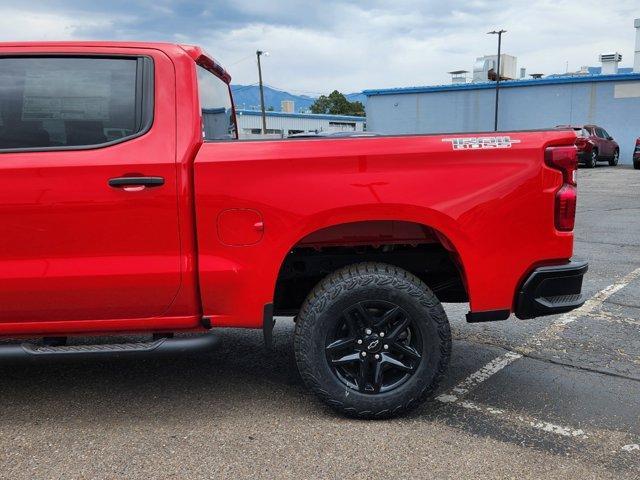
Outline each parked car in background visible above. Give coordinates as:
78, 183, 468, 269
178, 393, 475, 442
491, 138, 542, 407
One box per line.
634, 138, 640, 169
557, 125, 619, 168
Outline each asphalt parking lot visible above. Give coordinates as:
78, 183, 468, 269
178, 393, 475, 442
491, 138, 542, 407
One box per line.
1, 165, 638, 479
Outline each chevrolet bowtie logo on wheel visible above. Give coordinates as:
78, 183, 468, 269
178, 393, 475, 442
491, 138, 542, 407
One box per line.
367, 339, 380, 350
442, 136, 521, 150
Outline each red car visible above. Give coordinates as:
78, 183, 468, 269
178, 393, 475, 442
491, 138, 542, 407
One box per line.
557, 125, 619, 168
634, 138, 640, 169
0, 41, 587, 417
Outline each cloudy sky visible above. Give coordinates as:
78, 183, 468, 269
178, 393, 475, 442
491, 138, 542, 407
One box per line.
0, 1, 638, 94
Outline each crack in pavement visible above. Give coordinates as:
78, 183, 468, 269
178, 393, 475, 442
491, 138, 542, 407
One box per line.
574, 239, 640, 248
579, 206, 640, 213
451, 334, 640, 383
603, 299, 640, 310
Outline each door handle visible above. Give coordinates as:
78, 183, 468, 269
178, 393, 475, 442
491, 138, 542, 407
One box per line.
108, 176, 165, 188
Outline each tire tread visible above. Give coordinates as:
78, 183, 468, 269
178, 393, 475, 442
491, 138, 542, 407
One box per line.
293, 262, 451, 418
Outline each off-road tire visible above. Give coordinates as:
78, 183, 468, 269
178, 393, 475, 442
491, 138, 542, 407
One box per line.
294, 262, 451, 418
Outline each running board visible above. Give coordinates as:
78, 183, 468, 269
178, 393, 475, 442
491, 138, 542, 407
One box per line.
0, 334, 219, 361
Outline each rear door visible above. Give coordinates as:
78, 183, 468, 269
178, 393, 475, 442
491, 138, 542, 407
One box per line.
599, 127, 614, 156
0, 49, 181, 324
594, 127, 612, 156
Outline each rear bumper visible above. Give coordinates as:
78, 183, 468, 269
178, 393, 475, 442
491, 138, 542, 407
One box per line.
514, 260, 588, 320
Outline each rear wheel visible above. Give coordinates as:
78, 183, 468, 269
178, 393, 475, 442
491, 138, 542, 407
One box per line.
609, 149, 619, 166
634, 160, 640, 170
294, 262, 451, 418
585, 149, 597, 168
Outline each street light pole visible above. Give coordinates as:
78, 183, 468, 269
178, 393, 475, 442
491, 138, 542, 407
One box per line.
487, 30, 506, 132
256, 50, 268, 135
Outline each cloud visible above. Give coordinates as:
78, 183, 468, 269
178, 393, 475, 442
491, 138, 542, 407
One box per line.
0, 8, 129, 40
0, 0, 637, 93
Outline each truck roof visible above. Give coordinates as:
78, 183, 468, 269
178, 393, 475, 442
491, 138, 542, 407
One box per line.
0, 40, 179, 48
0, 41, 232, 83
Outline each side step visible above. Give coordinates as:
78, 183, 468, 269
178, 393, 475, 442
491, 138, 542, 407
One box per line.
0, 334, 219, 361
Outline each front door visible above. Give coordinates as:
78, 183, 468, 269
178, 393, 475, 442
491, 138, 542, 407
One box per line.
0, 50, 181, 326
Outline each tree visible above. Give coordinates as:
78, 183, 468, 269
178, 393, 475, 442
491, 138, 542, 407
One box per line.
310, 90, 365, 116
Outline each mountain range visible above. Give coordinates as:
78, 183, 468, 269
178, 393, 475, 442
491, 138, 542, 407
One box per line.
231, 85, 366, 113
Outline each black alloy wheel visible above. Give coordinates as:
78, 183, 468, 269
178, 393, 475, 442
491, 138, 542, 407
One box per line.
294, 262, 451, 418
325, 300, 423, 394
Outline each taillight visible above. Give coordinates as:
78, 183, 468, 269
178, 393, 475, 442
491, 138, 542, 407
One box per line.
545, 146, 577, 186
555, 184, 577, 231
635, 139, 640, 153
545, 146, 578, 231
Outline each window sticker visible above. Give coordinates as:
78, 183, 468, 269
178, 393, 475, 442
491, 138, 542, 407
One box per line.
21, 70, 111, 121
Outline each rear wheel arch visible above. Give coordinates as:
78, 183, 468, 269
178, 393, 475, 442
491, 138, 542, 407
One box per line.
272, 218, 470, 316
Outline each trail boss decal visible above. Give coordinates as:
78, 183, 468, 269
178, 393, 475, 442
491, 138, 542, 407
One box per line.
442, 136, 521, 150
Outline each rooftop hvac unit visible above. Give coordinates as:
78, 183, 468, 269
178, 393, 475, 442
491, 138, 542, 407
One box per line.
599, 53, 622, 75
472, 54, 517, 82
448, 70, 469, 84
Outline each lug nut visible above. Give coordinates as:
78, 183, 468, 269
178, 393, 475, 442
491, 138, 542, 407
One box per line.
383, 344, 389, 350
374, 354, 380, 360
357, 339, 363, 345
365, 328, 372, 335
361, 351, 367, 357
379, 332, 385, 337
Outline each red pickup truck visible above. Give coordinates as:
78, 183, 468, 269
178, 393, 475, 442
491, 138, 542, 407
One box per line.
0, 42, 587, 417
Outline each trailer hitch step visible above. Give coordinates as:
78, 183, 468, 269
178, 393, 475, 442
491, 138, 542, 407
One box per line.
0, 334, 219, 361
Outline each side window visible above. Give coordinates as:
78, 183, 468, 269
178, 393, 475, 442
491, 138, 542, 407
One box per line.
197, 65, 235, 141
596, 128, 606, 139
0, 57, 150, 150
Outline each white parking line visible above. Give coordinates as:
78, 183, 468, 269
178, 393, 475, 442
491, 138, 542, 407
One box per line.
528, 420, 587, 439
549, 266, 640, 328
436, 352, 522, 403
521, 266, 640, 354
445, 399, 589, 439
437, 266, 640, 440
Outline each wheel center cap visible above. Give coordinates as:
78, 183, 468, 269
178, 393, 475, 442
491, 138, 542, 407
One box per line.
365, 334, 382, 352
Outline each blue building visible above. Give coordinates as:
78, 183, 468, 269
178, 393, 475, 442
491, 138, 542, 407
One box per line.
364, 73, 640, 164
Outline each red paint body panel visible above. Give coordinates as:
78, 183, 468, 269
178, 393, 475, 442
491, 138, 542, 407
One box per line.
193, 132, 575, 329
0, 42, 578, 337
